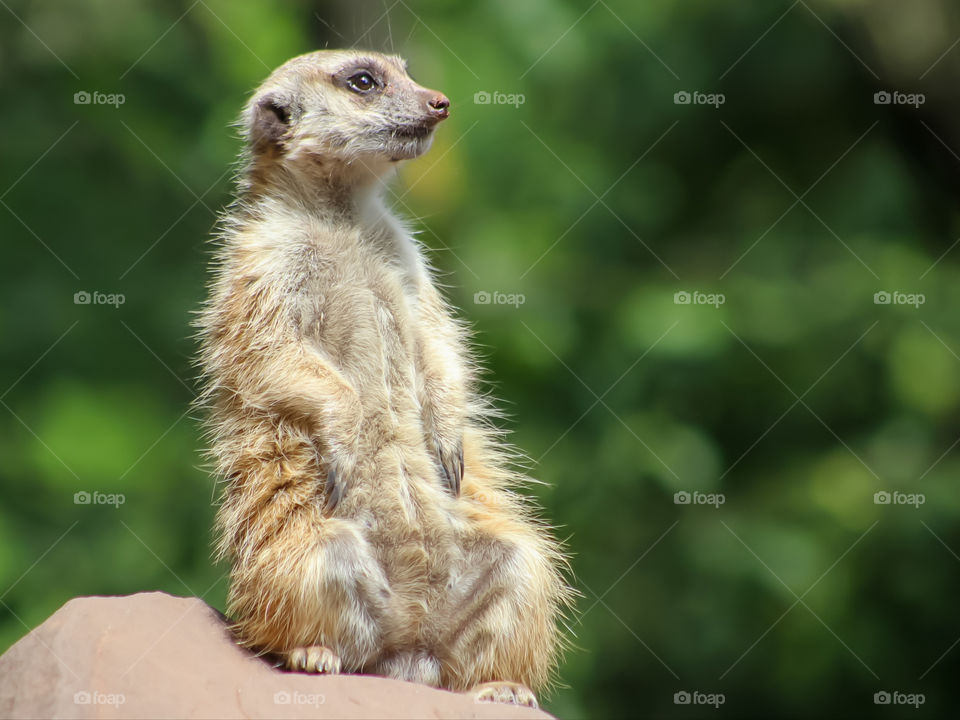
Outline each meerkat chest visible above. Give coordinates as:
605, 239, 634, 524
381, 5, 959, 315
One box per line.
352, 223, 429, 337
287, 223, 425, 390
361, 219, 425, 303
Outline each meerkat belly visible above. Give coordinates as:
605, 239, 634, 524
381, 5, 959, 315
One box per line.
320, 278, 458, 585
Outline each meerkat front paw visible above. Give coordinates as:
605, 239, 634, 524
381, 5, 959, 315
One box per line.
285, 645, 341, 674
470, 681, 538, 708
435, 436, 463, 497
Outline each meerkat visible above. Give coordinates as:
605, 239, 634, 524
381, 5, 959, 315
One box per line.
196, 49, 572, 708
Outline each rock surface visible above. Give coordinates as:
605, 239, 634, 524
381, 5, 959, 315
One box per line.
0, 592, 554, 719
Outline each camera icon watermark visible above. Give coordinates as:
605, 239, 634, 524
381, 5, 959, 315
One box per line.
74, 290, 125, 308
674, 490, 725, 508
873, 690, 924, 708
873, 290, 924, 308
74, 90, 125, 108
673, 690, 725, 708
674, 90, 725, 108
474, 290, 525, 308
473, 90, 525, 108
674, 290, 725, 308
873, 90, 924, 108
74, 490, 126, 508
873, 490, 924, 508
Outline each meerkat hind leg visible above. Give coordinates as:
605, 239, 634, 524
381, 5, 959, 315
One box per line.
285, 645, 342, 674
470, 681, 538, 708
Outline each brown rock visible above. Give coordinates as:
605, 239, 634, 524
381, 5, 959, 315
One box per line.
0, 592, 555, 720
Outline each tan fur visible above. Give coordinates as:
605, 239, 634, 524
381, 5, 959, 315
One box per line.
195, 49, 572, 702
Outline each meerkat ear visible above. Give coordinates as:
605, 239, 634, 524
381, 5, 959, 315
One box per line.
250, 93, 294, 150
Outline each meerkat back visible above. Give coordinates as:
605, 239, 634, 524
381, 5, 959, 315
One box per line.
196, 49, 572, 709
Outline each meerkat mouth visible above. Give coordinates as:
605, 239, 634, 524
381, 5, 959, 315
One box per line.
384, 122, 438, 161
390, 123, 434, 140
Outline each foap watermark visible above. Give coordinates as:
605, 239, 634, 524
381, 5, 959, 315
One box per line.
874, 90, 925, 109
674, 690, 725, 708
674, 490, 725, 508
74, 490, 126, 508
674, 90, 725, 108
874, 491, 925, 508
874, 690, 924, 708
74, 90, 125, 108
74, 691, 126, 707
873, 290, 924, 308
474, 290, 525, 308
274, 691, 326, 707
675, 290, 725, 308
474, 90, 525, 108
74, 290, 125, 308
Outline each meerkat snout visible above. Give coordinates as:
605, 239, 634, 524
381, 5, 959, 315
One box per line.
244, 49, 451, 172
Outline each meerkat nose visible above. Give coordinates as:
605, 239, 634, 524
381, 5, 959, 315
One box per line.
427, 93, 450, 120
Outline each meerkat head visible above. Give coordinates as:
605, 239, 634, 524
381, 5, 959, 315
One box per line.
243, 49, 450, 182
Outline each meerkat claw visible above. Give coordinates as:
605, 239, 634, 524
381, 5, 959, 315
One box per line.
437, 439, 463, 497
286, 645, 341, 674
455, 444, 463, 487
324, 466, 342, 511
470, 681, 538, 708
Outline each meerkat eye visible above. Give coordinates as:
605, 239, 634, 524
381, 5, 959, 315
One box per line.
346, 72, 377, 94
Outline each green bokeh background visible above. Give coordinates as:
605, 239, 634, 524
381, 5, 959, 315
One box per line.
2, 1, 959, 717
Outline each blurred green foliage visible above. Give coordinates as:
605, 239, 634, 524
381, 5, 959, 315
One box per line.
2, 0, 960, 717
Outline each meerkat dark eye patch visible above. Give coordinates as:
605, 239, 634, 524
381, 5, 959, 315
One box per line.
334, 61, 384, 96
